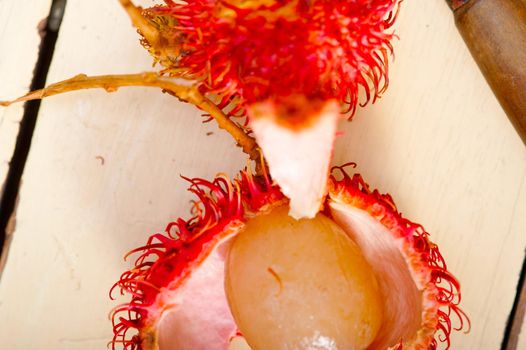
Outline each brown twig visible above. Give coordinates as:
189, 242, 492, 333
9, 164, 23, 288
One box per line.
1, 0, 265, 173
116, 0, 266, 171
0, 73, 260, 162
119, 0, 181, 69
119, 0, 159, 47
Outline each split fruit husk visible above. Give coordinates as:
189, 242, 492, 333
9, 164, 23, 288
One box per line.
110, 164, 468, 350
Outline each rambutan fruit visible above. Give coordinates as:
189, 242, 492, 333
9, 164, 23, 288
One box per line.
139, 0, 399, 112
110, 164, 468, 350
120, 0, 403, 218
2, 1, 403, 219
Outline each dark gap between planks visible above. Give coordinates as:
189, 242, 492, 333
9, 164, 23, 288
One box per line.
502, 250, 526, 350
0, 0, 67, 272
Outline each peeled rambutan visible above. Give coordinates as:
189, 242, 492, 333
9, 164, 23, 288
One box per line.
110, 164, 468, 350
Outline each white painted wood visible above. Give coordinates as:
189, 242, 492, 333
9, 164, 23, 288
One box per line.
0, 0, 52, 192
0, 0, 246, 349
0, 1, 524, 350
333, 1, 526, 349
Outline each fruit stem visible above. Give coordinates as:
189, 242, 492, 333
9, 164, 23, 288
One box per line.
119, 0, 159, 47
0, 73, 261, 164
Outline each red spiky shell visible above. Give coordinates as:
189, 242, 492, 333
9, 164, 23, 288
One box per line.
110, 164, 468, 350
142, 0, 401, 115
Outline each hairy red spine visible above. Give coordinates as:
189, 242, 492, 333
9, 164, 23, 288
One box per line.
109, 170, 281, 350
145, 0, 402, 117
110, 165, 469, 350
329, 163, 470, 350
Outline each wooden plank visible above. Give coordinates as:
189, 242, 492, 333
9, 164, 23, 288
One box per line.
0, 1, 247, 348
0, 1, 52, 195
333, 2, 526, 349
0, 1, 524, 350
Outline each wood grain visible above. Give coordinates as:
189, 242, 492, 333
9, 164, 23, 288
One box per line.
0, 1, 246, 348
0, 1, 52, 196
333, 1, 526, 349
0, 1, 524, 350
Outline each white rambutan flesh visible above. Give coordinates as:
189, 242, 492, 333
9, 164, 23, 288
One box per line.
110, 167, 469, 350
225, 206, 383, 350
248, 98, 340, 219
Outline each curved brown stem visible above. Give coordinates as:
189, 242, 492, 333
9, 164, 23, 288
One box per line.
116, 0, 266, 172
119, 0, 159, 46
0, 73, 260, 163
119, 0, 181, 69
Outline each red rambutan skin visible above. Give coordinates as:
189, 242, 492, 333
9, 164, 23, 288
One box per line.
144, 0, 401, 115
328, 164, 470, 350
109, 171, 284, 349
110, 165, 469, 350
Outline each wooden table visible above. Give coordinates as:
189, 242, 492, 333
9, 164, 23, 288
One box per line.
1, 1, 525, 349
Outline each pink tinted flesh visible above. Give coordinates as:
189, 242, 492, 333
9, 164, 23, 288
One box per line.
157, 239, 237, 350
155, 201, 423, 350
329, 201, 423, 349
